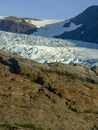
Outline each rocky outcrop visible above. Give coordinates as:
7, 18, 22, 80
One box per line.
0, 16, 37, 33
0, 50, 98, 130
0, 56, 20, 74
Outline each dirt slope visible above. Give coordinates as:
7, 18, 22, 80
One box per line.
0, 50, 98, 130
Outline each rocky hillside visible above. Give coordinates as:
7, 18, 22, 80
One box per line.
0, 16, 61, 34
56, 5, 98, 43
0, 50, 98, 130
0, 16, 37, 33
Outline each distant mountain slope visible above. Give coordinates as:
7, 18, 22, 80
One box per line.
0, 16, 37, 33
32, 20, 82, 37
56, 5, 98, 43
0, 31, 98, 66
0, 16, 62, 34
0, 5, 98, 43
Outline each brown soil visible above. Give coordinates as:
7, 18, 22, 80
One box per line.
0, 50, 98, 130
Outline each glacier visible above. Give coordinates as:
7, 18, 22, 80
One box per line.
32, 21, 83, 37
0, 31, 98, 66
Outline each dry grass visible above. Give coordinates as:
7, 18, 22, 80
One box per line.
0, 50, 98, 130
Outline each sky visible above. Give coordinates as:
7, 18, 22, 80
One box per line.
0, 0, 98, 19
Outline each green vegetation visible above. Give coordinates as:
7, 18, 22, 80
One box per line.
16, 123, 43, 130
0, 124, 15, 130
0, 123, 44, 130
69, 107, 79, 113
83, 109, 98, 114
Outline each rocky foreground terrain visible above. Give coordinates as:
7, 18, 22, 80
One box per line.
0, 50, 98, 130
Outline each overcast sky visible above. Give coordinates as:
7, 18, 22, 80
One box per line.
0, 0, 98, 19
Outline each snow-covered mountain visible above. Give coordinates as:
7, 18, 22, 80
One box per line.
0, 16, 64, 33
32, 5, 98, 43
32, 20, 82, 37
0, 5, 98, 43
56, 5, 98, 43
0, 6, 98, 66
0, 16, 81, 37
0, 31, 98, 66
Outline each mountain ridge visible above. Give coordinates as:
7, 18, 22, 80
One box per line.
0, 5, 98, 43
56, 5, 98, 43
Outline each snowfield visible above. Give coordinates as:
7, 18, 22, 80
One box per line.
25, 19, 63, 28
0, 16, 83, 37
0, 31, 98, 66
32, 21, 83, 37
